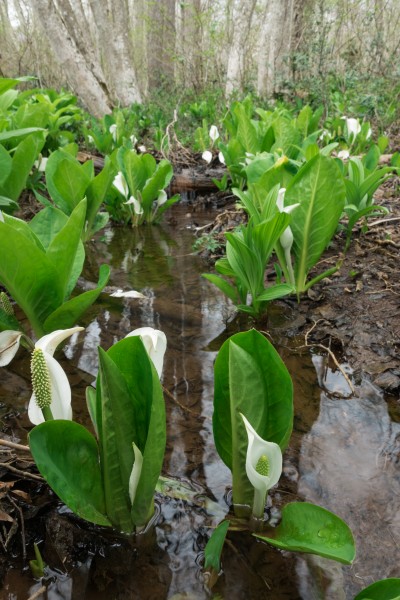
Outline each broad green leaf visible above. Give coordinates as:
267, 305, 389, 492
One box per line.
354, 578, 400, 600
29, 421, 110, 527
226, 233, 263, 298
85, 157, 114, 238
202, 274, 238, 303
235, 105, 259, 155
1, 132, 46, 201
252, 213, 290, 266
141, 160, 173, 210
213, 330, 293, 508
0, 145, 12, 186
29, 205, 85, 298
46, 151, 91, 213
86, 386, 98, 436
285, 155, 345, 293
46, 200, 86, 299
105, 337, 166, 527
272, 117, 302, 159
0, 307, 22, 332
97, 346, 136, 532
0, 196, 18, 213
0, 76, 35, 95
255, 283, 293, 302
254, 502, 355, 565
0, 127, 44, 143
0, 221, 62, 335
43, 263, 110, 332
97, 337, 166, 529
204, 520, 230, 573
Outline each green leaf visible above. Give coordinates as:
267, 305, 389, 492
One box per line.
97, 346, 137, 532
1, 132, 46, 201
46, 200, 86, 299
105, 337, 166, 527
141, 160, 173, 210
285, 155, 345, 293
0, 127, 44, 143
85, 157, 114, 239
255, 283, 293, 302
0, 221, 62, 335
97, 337, 166, 530
213, 330, 293, 509
43, 263, 110, 333
29, 421, 110, 527
0, 307, 22, 332
46, 151, 91, 214
354, 579, 400, 600
204, 520, 230, 573
0, 144, 12, 186
235, 105, 259, 155
29, 204, 86, 298
254, 502, 355, 564
202, 273, 239, 303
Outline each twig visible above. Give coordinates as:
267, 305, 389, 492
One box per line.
162, 386, 210, 420
304, 320, 355, 395
0, 439, 30, 453
26, 585, 47, 600
367, 216, 400, 227
0, 462, 43, 481
8, 494, 26, 560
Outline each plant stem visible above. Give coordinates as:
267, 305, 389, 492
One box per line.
252, 488, 266, 519
42, 406, 54, 421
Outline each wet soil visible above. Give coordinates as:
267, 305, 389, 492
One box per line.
0, 168, 399, 599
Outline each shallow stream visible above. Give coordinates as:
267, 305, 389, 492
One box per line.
1, 203, 399, 599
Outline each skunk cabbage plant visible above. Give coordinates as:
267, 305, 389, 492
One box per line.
29, 334, 166, 532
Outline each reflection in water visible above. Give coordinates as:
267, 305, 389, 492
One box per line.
298, 379, 400, 599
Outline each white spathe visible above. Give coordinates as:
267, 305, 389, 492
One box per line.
337, 150, 350, 160
113, 171, 130, 199
209, 125, 220, 143
342, 117, 361, 139
110, 289, 146, 299
129, 442, 143, 505
218, 152, 225, 165
276, 188, 299, 286
126, 327, 167, 379
28, 327, 84, 425
241, 413, 282, 517
202, 150, 213, 164
109, 123, 117, 142
125, 196, 143, 215
0, 330, 23, 367
157, 190, 167, 206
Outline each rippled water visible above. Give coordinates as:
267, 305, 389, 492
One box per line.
1, 204, 399, 599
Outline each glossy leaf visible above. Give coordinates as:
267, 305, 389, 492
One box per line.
43, 263, 110, 332
204, 520, 230, 573
46, 150, 91, 214
354, 578, 400, 600
29, 420, 110, 526
254, 502, 355, 564
97, 337, 166, 529
1, 131, 46, 201
29, 206, 85, 298
213, 330, 293, 509
285, 155, 345, 293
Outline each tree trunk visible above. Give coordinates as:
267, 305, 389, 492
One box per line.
29, 0, 113, 116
